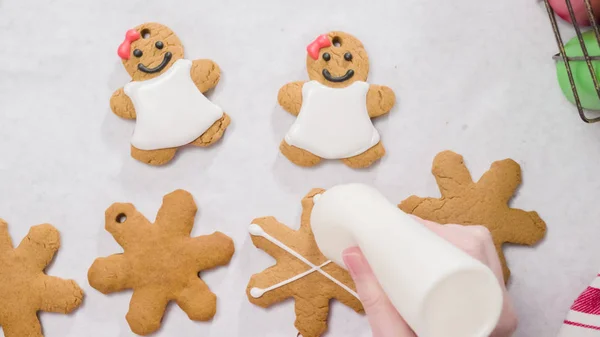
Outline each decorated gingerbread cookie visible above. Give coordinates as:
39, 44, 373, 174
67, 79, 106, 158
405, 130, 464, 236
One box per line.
398, 151, 547, 282
0, 219, 83, 337
278, 32, 396, 168
88, 190, 235, 335
110, 23, 230, 165
246, 189, 363, 337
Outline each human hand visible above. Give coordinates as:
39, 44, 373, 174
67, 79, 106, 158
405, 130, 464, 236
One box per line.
342, 218, 518, 337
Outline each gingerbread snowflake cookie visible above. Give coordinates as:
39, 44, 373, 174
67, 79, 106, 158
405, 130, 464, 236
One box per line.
247, 189, 363, 337
0, 220, 83, 337
88, 190, 235, 335
398, 151, 547, 282
278, 32, 396, 168
111, 22, 230, 165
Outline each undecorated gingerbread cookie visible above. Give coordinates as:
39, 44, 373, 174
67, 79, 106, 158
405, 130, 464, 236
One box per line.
88, 190, 235, 335
398, 150, 547, 282
246, 189, 363, 337
0, 219, 83, 337
111, 22, 230, 165
278, 32, 396, 168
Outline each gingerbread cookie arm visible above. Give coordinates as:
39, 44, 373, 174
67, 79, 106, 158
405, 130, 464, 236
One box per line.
155, 189, 197, 236
126, 288, 169, 335
36, 276, 84, 313
88, 254, 132, 293
250, 217, 301, 260
247, 264, 297, 307
278, 81, 305, 116
176, 278, 218, 321
299, 189, 325, 232
110, 88, 136, 119
294, 296, 330, 337
15, 224, 59, 270
477, 159, 522, 204
398, 195, 431, 215
328, 265, 364, 312
2, 312, 43, 337
502, 209, 547, 245
184, 232, 234, 270
0, 219, 13, 251
191, 59, 221, 93
432, 151, 475, 197
366, 84, 396, 118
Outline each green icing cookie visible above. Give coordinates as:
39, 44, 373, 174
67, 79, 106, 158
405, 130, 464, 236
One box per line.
556, 31, 600, 110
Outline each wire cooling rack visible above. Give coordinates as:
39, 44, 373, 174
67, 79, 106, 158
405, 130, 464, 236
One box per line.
545, 0, 600, 123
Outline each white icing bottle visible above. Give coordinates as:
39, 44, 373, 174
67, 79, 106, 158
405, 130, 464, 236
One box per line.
310, 183, 503, 337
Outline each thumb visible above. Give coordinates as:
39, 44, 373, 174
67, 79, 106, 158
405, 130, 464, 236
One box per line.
343, 247, 416, 337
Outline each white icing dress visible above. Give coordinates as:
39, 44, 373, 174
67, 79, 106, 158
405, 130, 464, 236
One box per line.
124, 59, 223, 151
284, 80, 380, 159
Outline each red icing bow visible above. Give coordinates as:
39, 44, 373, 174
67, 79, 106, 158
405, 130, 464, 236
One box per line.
307, 34, 331, 60
118, 29, 141, 60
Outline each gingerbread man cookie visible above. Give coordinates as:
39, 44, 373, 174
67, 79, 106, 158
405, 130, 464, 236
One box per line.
0, 220, 83, 337
88, 190, 235, 335
110, 23, 230, 165
398, 151, 547, 282
247, 189, 363, 337
278, 32, 396, 168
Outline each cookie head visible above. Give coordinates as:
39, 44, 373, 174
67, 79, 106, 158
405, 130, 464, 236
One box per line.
118, 23, 184, 81
306, 32, 369, 88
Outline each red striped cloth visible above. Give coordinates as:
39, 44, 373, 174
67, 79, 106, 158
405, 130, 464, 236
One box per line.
559, 274, 600, 336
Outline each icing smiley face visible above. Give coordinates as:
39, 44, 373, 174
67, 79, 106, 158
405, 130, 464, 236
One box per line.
118, 23, 184, 81
306, 32, 370, 88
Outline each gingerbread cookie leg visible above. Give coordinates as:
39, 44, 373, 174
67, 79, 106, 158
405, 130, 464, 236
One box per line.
126, 288, 169, 335
2, 313, 42, 337
88, 254, 131, 293
190, 113, 231, 147
175, 278, 217, 321
341, 142, 385, 169
131, 145, 177, 166
295, 296, 330, 337
280, 140, 322, 167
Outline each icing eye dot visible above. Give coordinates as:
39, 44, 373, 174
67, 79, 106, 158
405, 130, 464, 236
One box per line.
322, 53, 331, 61
155, 41, 164, 49
344, 52, 353, 61
133, 49, 143, 58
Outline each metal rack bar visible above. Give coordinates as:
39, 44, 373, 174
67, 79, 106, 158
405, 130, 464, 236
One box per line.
545, 0, 600, 123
